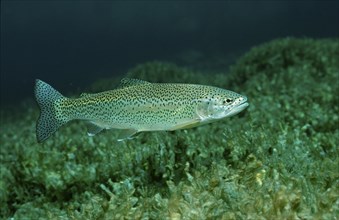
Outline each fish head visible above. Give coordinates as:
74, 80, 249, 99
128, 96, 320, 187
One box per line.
213, 94, 249, 118
197, 90, 249, 121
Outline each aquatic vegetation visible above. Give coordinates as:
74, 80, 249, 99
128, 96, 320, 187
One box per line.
1, 38, 338, 219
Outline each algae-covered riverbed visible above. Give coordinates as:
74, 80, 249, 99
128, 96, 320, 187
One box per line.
1, 38, 338, 219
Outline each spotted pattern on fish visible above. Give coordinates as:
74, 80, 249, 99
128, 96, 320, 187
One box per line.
34, 78, 248, 142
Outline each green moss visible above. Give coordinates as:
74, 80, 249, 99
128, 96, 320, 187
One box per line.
1, 38, 338, 219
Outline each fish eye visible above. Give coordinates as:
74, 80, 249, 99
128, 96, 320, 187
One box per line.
223, 98, 233, 104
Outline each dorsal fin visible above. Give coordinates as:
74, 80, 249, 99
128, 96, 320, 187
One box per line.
118, 78, 151, 88
80, 92, 94, 98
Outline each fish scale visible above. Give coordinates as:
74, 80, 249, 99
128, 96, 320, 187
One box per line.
34, 78, 248, 142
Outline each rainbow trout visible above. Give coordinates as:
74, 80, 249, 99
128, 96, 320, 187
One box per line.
34, 78, 249, 142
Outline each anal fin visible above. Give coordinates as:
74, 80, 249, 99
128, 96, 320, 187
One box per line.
87, 122, 104, 136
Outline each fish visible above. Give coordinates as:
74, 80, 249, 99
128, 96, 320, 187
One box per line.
34, 78, 249, 142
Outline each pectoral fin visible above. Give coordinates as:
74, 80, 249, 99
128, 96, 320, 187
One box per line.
117, 129, 139, 141
169, 119, 201, 131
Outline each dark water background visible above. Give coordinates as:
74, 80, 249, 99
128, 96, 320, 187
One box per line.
1, 1, 338, 105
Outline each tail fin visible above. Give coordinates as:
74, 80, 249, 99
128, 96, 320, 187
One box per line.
34, 79, 67, 143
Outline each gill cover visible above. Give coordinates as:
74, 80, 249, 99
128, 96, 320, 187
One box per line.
196, 99, 229, 120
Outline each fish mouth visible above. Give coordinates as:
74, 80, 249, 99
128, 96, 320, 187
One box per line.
225, 100, 249, 117
237, 101, 249, 110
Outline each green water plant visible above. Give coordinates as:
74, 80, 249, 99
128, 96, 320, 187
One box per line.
1, 38, 338, 219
